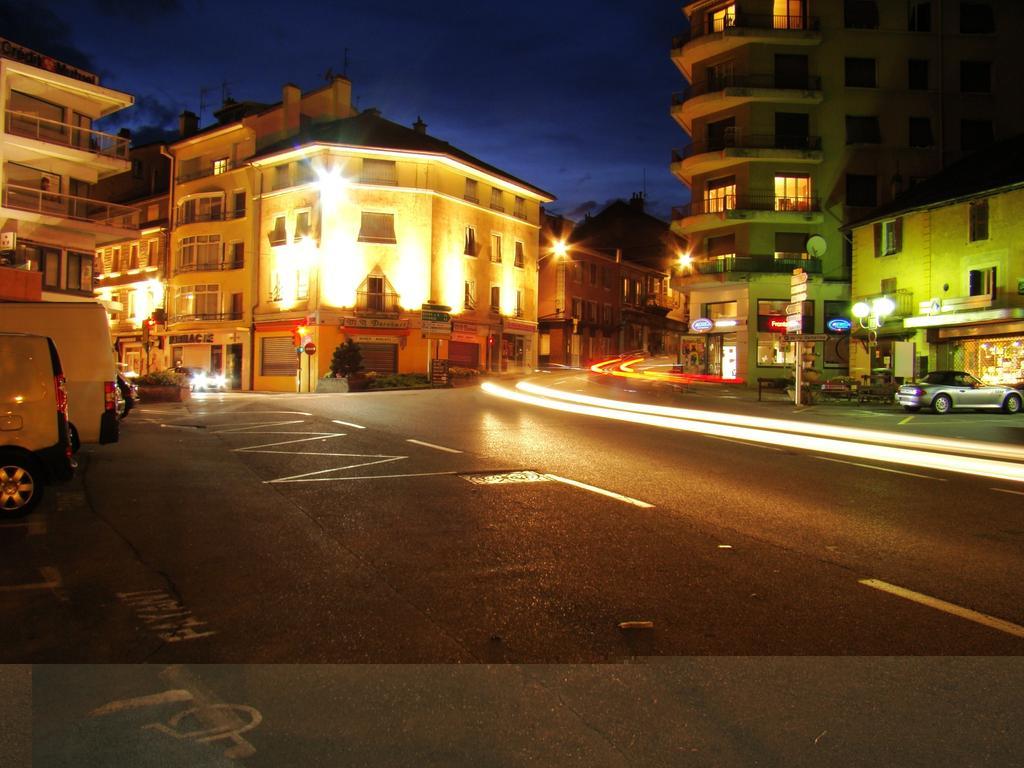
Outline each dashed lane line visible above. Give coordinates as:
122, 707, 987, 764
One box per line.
992, 487, 1024, 497
332, 420, 366, 429
406, 439, 462, 454
709, 435, 785, 452
860, 578, 1024, 640
544, 474, 654, 509
814, 455, 946, 481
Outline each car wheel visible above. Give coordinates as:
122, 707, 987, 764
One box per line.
903, 406, 920, 413
0, 453, 43, 517
932, 394, 953, 414
1004, 393, 1023, 415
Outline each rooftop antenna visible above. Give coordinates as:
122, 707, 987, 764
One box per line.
343, 48, 350, 77
221, 80, 233, 103
198, 85, 214, 123
642, 168, 647, 199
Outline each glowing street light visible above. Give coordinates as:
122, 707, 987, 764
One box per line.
853, 296, 895, 378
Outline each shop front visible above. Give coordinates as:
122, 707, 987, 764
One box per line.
167, 330, 247, 389
448, 321, 484, 370
928, 319, 1024, 387
486, 318, 535, 372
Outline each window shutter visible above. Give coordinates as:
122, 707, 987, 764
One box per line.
873, 222, 882, 257
893, 217, 903, 252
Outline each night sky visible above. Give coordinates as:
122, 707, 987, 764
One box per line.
1, 0, 690, 220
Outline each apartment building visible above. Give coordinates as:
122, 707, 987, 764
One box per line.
670, 0, 1024, 382
848, 134, 1024, 384
538, 196, 688, 367
167, 78, 552, 391
92, 142, 171, 374
0, 38, 137, 303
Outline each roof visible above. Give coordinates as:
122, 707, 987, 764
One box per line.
250, 110, 554, 200
850, 133, 1024, 228
570, 197, 686, 270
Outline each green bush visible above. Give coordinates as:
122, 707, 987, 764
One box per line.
448, 366, 481, 378
329, 339, 364, 378
136, 370, 187, 386
366, 373, 431, 390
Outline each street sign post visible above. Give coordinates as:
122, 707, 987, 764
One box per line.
303, 342, 317, 355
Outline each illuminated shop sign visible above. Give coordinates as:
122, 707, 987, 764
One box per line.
0, 38, 99, 84
168, 333, 214, 344
827, 318, 852, 333
690, 317, 713, 332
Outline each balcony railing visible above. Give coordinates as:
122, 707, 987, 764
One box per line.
674, 134, 822, 162
176, 208, 246, 226
175, 259, 244, 273
4, 110, 130, 160
673, 73, 822, 105
355, 290, 401, 314
176, 159, 244, 183
689, 255, 823, 276
673, 12, 821, 47
673, 192, 821, 218
169, 311, 243, 323
2, 182, 139, 229
856, 289, 915, 318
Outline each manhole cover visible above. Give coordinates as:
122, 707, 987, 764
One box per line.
461, 470, 550, 485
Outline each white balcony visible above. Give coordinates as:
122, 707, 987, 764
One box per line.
2, 182, 139, 244
4, 110, 130, 175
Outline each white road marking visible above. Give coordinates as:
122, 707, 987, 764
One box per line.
208, 420, 305, 433
271, 471, 459, 484
814, 455, 945, 480
544, 474, 654, 508
332, 420, 366, 429
233, 433, 345, 451
859, 578, 1024, 639
90, 690, 195, 716
992, 487, 1024, 497
0, 566, 61, 592
406, 438, 462, 454
710, 435, 784, 452
268, 455, 406, 483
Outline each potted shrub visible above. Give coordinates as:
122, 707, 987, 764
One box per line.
317, 339, 368, 392
135, 369, 190, 402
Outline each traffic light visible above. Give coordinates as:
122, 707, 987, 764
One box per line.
293, 325, 307, 347
142, 317, 156, 345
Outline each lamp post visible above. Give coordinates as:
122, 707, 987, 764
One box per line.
852, 296, 895, 380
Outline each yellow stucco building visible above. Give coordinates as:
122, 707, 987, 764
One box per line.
166, 79, 551, 391
849, 135, 1024, 385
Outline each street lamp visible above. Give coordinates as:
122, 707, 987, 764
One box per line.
852, 296, 895, 380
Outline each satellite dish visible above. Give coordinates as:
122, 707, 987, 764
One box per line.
806, 235, 827, 258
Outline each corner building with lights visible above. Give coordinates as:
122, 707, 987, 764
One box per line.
670, 0, 1024, 383
167, 79, 551, 391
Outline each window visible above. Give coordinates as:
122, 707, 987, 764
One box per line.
961, 119, 994, 152
513, 196, 526, 219
881, 275, 897, 295
129, 244, 139, 269
969, 199, 989, 242
358, 212, 397, 244
960, 61, 991, 93
758, 300, 797, 365
489, 188, 504, 212
909, 117, 934, 147
233, 190, 246, 218
846, 174, 877, 207
516, 290, 524, 317
229, 242, 244, 267
179, 195, 223, 225
960, 2, 994, 33
212, 157, 228, 175
774, 232, 808, 259
968, 267, 997, 297
36, 245, 60, 289
131, 159, 143, 179
844, 0, 878, 29
589, 263, 598, 285
845, 58, 876, 88
908, 1, 931, 31
296, 268, 309, 300
269, 216, 287, 246
704, 176, 736, 213
464, 280, 476, 310
773, 0, 805, 29
514, 241, 525, 268
230, 293, 243, 318
490, 233, 502, 263
603, 266, 613, 289
846, 115, 881, 144
295, 161, 316, 186
774, 174, 812, 211
465, 178, 478, 203
273, 164, 289, 191
873, 218, 902, 256
490, 285, 501, 311
361, 159, 397, 185
464, 226, 477, 256
571, 262, 583, 283
294, 210, 312, 240
708, 3, 736, 32
706, 234, 736, 258
571, 297, 582, 319
179, 234, 223, 270
774, 54, 810, 89
908, 59, 929, 90
175, 284, 219, 319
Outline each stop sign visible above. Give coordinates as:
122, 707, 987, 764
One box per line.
303, 341, 317, 355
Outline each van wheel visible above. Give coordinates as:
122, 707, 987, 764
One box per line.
0, 453, 43, 517
69, 423, 81, 453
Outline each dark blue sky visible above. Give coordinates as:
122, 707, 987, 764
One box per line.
2, 0, 691, 219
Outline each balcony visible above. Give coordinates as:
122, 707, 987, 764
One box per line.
672, 192, 822, 233
675, 254, 822, 288
175, 208, 246, 227
175, 258, 245, 274
176, 159, 244, 184
2, 182, 139, 242
355, 290, 401, 314
672, 134, 823, 180
854, 289, 916, 319
169, 311, 243, 323
4, 110, 129, 170
672, 13, 822, 74
671, 74, 822, 130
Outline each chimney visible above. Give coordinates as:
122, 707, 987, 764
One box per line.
282, 83, 301, 137
117, 127, 132, 141
363, 107, 381, 118
413, 116, 427, 134
331, 76, 353, 118
629, 191, 645, 211
178, 110, 198, 138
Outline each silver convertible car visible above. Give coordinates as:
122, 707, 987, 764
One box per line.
896, 371, 1023, 414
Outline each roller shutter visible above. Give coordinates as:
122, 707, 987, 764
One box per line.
261, 336, 297, 376
448, 341, 479, 368
359, 343, 398, 374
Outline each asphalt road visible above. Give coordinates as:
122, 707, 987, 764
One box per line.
2, 374, 1022, 662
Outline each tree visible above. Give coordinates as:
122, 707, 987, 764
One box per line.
329, 339, 364, 379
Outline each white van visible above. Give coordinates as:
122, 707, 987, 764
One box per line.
0, 333, 74, 515
0, 302, 119, 446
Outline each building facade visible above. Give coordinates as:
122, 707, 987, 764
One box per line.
0, 38, 137, 303
849, 135, 1024, 385
166, 79, 551, 391
670, 0, 1024, 383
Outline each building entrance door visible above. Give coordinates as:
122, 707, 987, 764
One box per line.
226, 343, 243, 389
722, 344, 738, 379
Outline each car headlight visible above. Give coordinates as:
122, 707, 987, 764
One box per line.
193, 373, 208, 388
212, 374, 227, 388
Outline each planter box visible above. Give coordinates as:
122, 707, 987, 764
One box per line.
316, 378, 349, 393
138, 385, 190, 402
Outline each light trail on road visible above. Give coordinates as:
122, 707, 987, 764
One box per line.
481, 382, 1024, 485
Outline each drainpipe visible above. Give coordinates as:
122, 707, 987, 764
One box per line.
249, 164, 263, 392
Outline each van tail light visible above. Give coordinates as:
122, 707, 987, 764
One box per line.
104, 380, 117, 412
54, 374, 69, 416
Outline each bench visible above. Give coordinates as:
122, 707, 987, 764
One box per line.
757, 377, 789, 401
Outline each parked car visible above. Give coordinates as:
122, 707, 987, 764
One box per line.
116, 372, 139, 418
169, 367, 227, 392
0, 333, 74, 516
896, 371, 1023, 414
